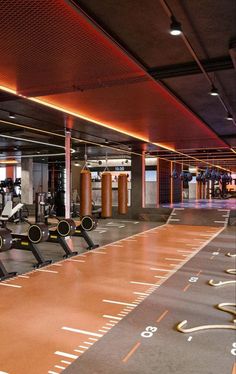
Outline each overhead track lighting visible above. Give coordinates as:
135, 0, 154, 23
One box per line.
209, 85, 219, 96
226, 112, 234, 121
170, 16, 182, 36
9, 112, 16, 119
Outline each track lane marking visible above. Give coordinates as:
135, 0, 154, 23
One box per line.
54, 351, 78, 359
130, 281, 158, 286
103, 315, 122, 320
62, 327, 102, 337
103, 299, 137, 307
36, 269, 58, 274
183, 284, 191, 292
156, 310, 169, 323
122, 341, 141, 363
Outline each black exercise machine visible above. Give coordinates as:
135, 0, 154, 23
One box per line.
0, 203, 99, 280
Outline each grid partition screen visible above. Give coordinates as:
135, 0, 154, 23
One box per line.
158, 159, 171, 204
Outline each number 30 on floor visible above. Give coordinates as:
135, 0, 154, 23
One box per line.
141, 326, 158, 338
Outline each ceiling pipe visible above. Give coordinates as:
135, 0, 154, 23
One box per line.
159, 0, 236, 127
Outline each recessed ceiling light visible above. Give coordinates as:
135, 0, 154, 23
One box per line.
9, 112, 16, 119
170, 16, 182, 36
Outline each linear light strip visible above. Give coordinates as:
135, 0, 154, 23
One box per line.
0, 85, 232, 171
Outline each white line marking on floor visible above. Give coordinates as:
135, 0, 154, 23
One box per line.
79, 346, 89, 349
154, 275, 167, 279
214, 220, 227, 224
48, 371, 59, 374
133, 291, 149, 296
0, 371, 9, 374
62, 327, 102, 337
84, 341, 94, 345
102, 326, 111, 330
103, 315, 122, 320
55, 365, 65, 370
165, 258, 183, 261
177, 250, 193, 253
88, 337, 98, 341
17, 275, 29, 278
54, 351, 78, 359
52, 263, 62, 267
36, 269, 58, 274
218, 209, 230, 212
118, 226, 125, 228
110, 244, 124, 247
188, 336, 193, 342
168, 218, 180, 221
67, 259, 85, 263
61, 360, 71, 365
74, 349, 84, 353
106, 323, 115, 327
98, 329, 107, 333
150, 268, 170, 272
99, 230, 107, 234
103, 299, 136, 307
0, 283, 22, 288
89, 251, 107, 254
130, 281, 157, 286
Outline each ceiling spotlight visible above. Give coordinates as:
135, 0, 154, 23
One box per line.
209, 85, 219, 96
170, 16, 182, 36
9, 112, 16, 119
226, 112, 233, 121
105, 139, 109, 144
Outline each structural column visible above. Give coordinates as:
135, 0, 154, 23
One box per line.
65, 128, 71, 218
131, 152, 145, 214
21, 158, 33, 204
171, 162, 182, 203
157, 158, 171, 204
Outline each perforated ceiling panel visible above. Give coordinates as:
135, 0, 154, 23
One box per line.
0, 0, 227, 151
0, 0, 144, 96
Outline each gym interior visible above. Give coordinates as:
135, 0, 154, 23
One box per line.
0, 1, 235, 374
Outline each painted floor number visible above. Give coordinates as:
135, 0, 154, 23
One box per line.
141, 326, 158, 338
231, 342, 236, 356
189, 276, 199, 283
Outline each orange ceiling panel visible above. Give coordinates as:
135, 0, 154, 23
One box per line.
0, 0, 226, 151
37, 79, 226, 150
